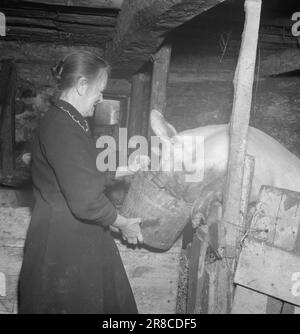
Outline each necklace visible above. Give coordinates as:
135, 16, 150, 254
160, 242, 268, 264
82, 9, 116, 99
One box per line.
57, 105, 89, 133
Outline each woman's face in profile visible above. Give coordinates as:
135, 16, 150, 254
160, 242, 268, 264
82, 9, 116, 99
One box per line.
84, 71, 108, 117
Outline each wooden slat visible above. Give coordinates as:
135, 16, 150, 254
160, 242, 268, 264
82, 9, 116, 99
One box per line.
250, 186, 300, 252
13, 0, 124, 9
235, 239, 300, 306
4, 27, 112, 45
116, 239, 182, 314
232, 286, 268, 314
186, 228, 208, 314
231, 155, 255, 314
205, 260, 231, 314
128, 72, 151, 138
0, 207, 31, 248
0, 60, 16, 171
6, 17, 116, 35
0, 247, 23, 314
2, 8, 118, 26
233, 186, 300, 313
240, 155, 255, 232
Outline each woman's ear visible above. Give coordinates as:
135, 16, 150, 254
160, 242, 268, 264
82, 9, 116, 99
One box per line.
76, 77, 88, 96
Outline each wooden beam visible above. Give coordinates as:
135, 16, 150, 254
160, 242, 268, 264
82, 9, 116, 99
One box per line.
128, 72, 151, 138
223, 0, 262, 257
14, 0, 124, 9
105, 0, 225, 78
4, 12, 117, 27
3, 27, 112, 45
6, 25, 114, 39
0, 60, 17, 171
148, 44, 172, 138
187, 228, 208, 314
150, 45, 172, 115
220, 0, 262, 313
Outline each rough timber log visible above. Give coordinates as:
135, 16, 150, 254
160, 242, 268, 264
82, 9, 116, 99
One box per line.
2, 9, 117, 27
105, 0, 225, 78
6, 17, 116, 35
10, 0, 124, 9
4, 27, 113, 45
1, 1, 119, 45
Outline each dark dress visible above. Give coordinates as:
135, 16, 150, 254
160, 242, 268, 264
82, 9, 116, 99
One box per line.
18, 99, 137, 314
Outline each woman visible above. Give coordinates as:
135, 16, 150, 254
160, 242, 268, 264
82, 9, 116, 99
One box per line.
19, 51, 143, 314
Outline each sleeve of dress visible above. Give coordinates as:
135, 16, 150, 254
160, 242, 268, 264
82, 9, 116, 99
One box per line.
41, 119, 117, 226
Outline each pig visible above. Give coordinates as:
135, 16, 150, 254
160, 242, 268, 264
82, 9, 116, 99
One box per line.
149, 109, 300, 225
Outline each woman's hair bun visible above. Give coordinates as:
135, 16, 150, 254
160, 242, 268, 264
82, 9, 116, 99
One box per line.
51, 60, 64, 82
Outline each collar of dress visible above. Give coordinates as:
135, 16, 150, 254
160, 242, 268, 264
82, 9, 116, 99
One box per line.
53, 99, 90, 133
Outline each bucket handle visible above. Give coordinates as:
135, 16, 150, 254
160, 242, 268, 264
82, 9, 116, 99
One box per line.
149, 172, 166, 189
148, 171, 187, 201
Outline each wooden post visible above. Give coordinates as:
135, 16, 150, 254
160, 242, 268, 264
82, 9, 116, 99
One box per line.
223, 0, 262, 261
128, 72, 151, 138
221, 0, 262, 312
231, 155, 255, 314
187, 226, 208, 314
148, 44, 172, 138
239, 155, 255, 234
0, 60, 16, 171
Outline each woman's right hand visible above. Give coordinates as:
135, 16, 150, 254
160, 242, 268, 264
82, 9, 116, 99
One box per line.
111, 214, 143, 245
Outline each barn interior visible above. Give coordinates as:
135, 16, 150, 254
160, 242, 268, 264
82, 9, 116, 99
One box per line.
0, 0, 300, 314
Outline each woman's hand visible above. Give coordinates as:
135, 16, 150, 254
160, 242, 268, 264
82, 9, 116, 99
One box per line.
111, 214, 143, 245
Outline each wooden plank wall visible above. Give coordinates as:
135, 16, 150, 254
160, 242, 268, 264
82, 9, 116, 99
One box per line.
232, 186, 300, 313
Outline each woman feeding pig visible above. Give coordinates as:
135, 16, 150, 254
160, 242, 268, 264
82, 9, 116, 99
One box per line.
18, 51, 143, 314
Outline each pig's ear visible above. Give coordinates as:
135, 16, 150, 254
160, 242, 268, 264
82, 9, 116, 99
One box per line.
150, 109, 177, 139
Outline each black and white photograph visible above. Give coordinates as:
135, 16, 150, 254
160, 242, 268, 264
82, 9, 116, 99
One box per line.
0, 0, 300, 318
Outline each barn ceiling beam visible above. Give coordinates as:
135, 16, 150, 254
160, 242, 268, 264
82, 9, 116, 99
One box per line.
3, 27, 112, 45
1, 4, 117, 45
6, 17, 115, 35
12, 0, 124, 10
2, 8, 117, 26
105, 0, 226, 78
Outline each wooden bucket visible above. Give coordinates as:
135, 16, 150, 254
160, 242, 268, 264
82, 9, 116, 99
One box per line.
120, 172, 191, 250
